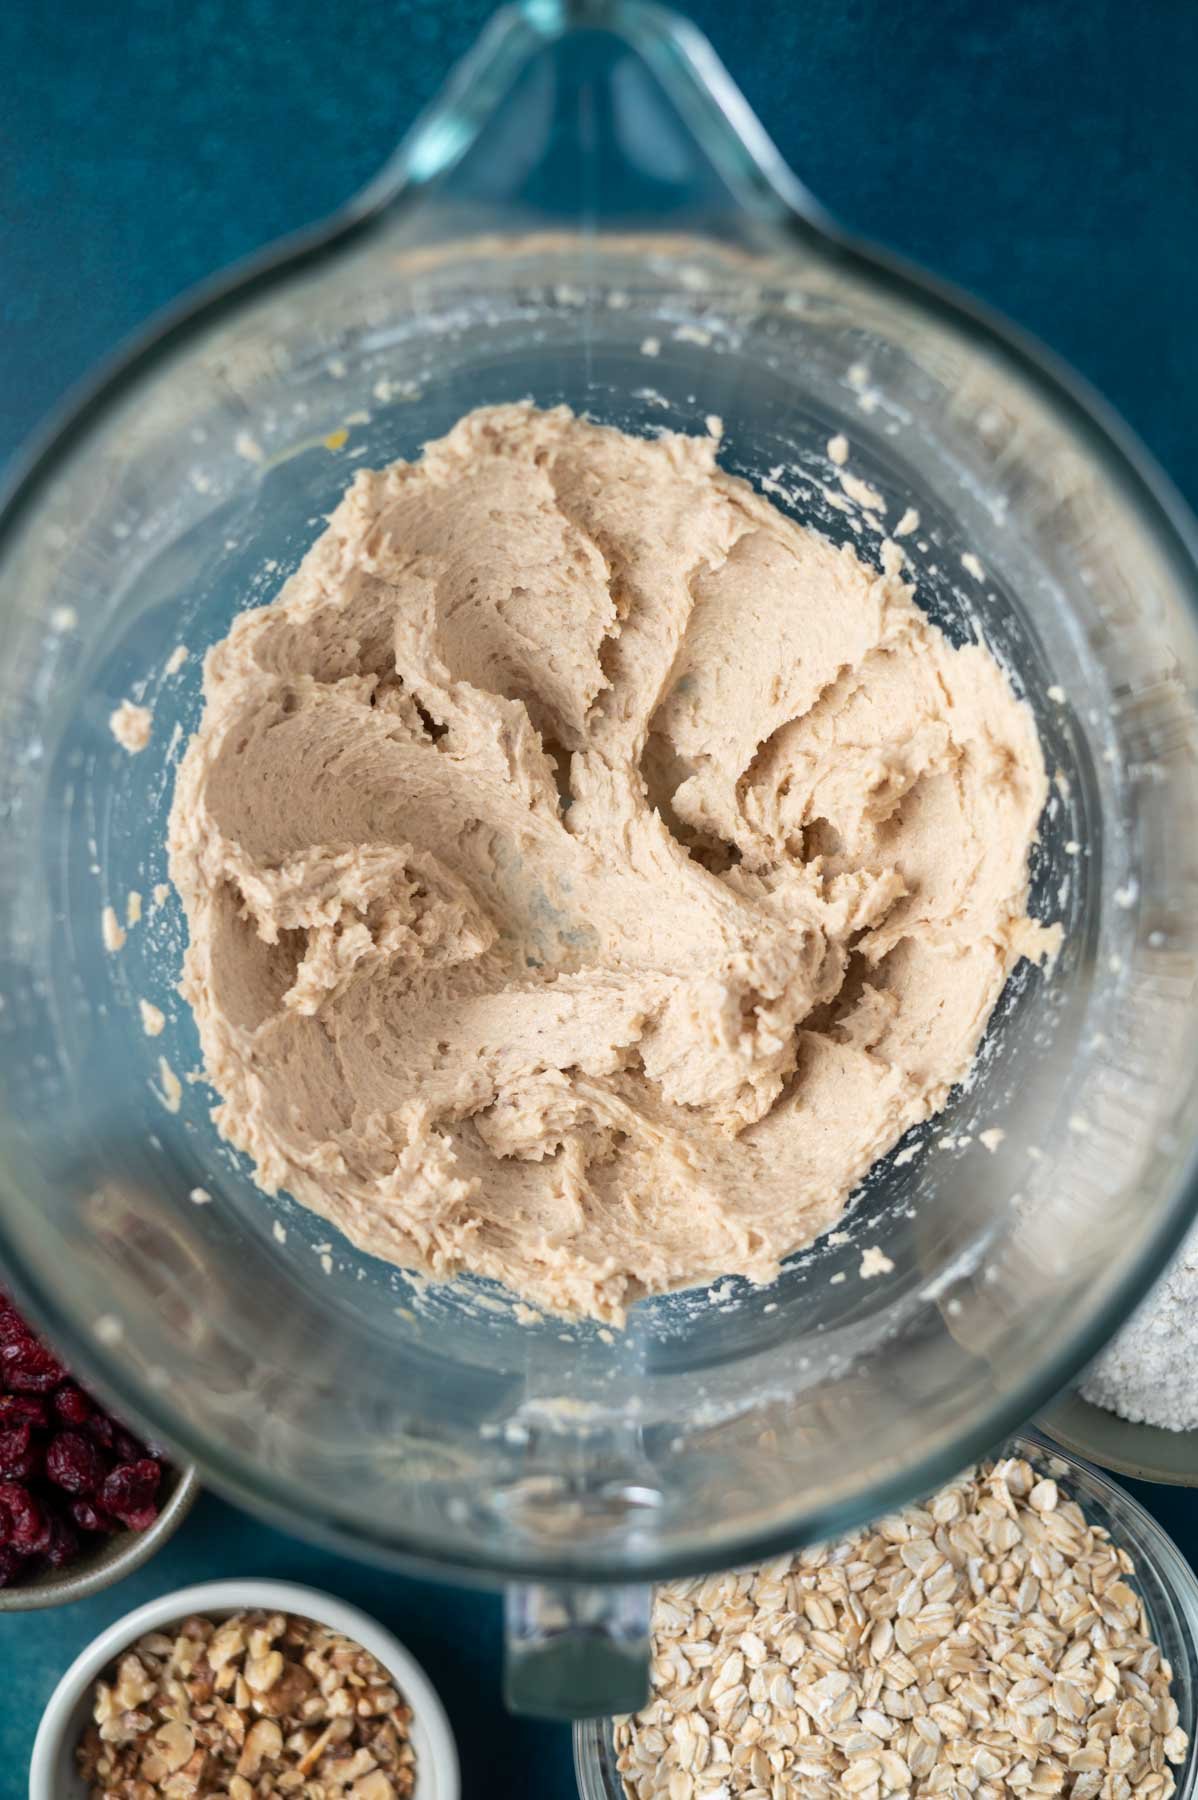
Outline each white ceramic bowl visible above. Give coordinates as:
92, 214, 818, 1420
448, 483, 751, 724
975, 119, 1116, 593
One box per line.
29, 1578, 459, 1800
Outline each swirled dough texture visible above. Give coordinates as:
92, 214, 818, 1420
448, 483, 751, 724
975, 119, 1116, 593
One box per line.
170, 404, 1057, 1321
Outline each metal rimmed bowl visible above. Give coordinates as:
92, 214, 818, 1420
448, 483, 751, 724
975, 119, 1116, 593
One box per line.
1040, 1391, 1198, 1489
0, 1462, 198, 1613
572, 1432, 1198, 1800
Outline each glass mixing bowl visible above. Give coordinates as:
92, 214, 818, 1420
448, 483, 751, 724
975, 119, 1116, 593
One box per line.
573, 1432, 1198, 1800
2, 0, 1198, 1717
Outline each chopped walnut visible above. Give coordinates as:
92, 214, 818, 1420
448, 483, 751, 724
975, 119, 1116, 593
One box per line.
77, 1610, 417, 1798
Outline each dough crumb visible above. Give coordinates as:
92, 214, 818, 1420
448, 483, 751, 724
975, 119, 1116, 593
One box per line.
827, 433, 849, 465
109, 699, 152, 753
51, 604, 78, 632
156, 1056, 182, 1114
859, 1246, 895, 1280
840, 470, 885, 513
139, 999, 166, 1037
960, 552, 985, 583
189, 1187, 212, 1205
894, 507, 920, 538
101, 906, 126, 954
373, 376, 420, 404
234, 431, 265, 464
163, 644, 189, 676
639, 337, 661, 357
978, 1127, 1005, 1153
1047, 683, 1067, 704
272, 1220, 287, 1243
126, 889, 143, 928
152, 882, 171, 908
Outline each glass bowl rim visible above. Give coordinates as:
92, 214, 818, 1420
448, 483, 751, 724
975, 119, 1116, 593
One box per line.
3, 0, 1198, 1583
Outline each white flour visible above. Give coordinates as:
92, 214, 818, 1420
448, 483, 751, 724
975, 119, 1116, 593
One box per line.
1082, 1219, 1198, 1430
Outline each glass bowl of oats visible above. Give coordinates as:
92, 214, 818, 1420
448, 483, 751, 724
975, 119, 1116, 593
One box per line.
574, 1435, 1198, 1800
30, 1578, 459, 1800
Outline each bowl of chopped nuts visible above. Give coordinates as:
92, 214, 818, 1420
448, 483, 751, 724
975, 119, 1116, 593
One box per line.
573, 1434, 1198, 1800
29, 1578, 459, 1800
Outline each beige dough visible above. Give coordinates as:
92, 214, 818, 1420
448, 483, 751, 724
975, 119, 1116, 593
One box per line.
169, 404, 1057, 1322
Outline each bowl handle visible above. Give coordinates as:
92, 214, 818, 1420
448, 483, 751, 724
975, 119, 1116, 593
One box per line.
503, 1579, 651, 1719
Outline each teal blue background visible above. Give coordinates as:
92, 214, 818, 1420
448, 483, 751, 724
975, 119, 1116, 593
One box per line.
1, 0, 1196, 1794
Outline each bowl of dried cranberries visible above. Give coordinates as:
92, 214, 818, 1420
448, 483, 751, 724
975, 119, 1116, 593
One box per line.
0, 1291, 198, 1609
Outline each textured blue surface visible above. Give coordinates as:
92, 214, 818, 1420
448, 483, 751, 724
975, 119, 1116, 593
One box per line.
1, 0, 1196, 1793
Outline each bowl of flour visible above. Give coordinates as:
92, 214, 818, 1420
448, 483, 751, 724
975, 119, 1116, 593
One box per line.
1042, 1218, 1198, 1484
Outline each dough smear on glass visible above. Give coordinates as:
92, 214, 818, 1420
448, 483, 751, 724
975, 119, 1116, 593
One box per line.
170, 404, 1058, 1321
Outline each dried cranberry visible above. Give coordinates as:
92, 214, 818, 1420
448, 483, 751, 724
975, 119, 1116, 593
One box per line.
85, 1411, 115, 1449
0, 1545, 28, 1588
0, 1394, 49, 1428
0, 1483, 47, 1552
0, 1423, 30, 1464
46, 1430, 106, 1496
53, 1385, 92, 1427
0, 1305, 35, 1346
0, 1294, 173, 1579
25, 1511, 51, 1556
100, 1460, 161, 1525
72, 1499, 117, 1535
43, 1515, 81, 1569
0, 1423, 41, 1482
111, 1427, 146, 1465
0, 1338, 64, 1392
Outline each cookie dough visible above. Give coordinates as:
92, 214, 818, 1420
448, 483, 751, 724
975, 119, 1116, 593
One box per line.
170, 404, 1057, 1321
